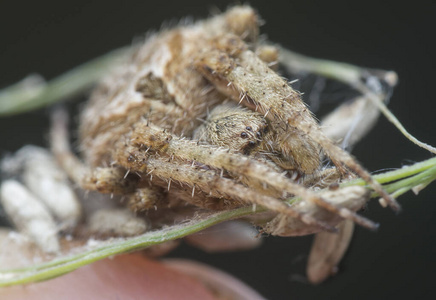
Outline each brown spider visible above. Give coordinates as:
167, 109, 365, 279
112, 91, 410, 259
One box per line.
0, 5, 399, 283
61, 5, 397, 227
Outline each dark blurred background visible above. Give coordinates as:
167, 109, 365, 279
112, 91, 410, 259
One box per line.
1, 1, 435, 299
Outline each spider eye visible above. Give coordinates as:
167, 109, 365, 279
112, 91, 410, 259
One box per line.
240, 132, 248, 138
242, 140, 258, 155
245, 126, 252, 131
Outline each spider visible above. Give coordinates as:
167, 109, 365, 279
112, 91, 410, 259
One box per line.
0, 5, 399, 283
73, 4, 399, 224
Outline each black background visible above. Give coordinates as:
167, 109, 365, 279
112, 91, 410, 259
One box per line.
1, 1, 435, 299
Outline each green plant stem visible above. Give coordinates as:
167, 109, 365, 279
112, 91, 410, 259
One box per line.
343, 157, 436, 186
0, 48, 128, 116
0, 207, 258, 285
1, 157, 436, 286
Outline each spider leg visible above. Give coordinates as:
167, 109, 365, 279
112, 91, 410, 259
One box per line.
119, 121, 378, 230
304, 92, 385, 189
194, 34, 400, 212
52, 107, 335, 231
303, 167, 343, 189
51, 109, 171, 239
51, 114, 138, 195
265, 185, 369, 236
80, 96, 188, 166
114, 144, 339, 232
128, 186, 163, 212
255, 45, 279, 70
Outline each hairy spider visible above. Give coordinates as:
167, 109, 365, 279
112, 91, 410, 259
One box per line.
63, 5, 397, 227
0, 5, 399, 283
